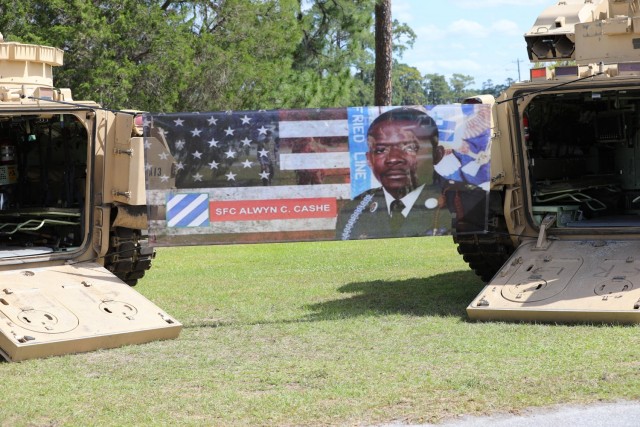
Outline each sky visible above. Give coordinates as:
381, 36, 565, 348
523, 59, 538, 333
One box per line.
391, 0, 555, 88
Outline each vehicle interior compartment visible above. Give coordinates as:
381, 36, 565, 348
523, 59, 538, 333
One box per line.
0, 113, 88, 258
524, 89, 640, 228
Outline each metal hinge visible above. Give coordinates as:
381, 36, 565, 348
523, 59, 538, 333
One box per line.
112, 190, 131, 200
114, 148, 133, 156
491, 172, 505, 183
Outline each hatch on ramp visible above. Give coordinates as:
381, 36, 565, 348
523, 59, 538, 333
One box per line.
0, 262, 181, 362
468, 240, 640, 323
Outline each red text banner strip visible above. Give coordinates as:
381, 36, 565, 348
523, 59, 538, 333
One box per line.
210, 198, 337, 222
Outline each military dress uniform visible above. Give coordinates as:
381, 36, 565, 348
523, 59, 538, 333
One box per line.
336, 184, 451, 240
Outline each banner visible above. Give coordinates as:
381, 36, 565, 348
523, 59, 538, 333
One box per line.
144, 105, 491, 246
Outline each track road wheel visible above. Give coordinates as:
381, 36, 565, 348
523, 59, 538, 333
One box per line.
453, 227, 514, 282
448, 190, 516, 283
104, 227, 156, 286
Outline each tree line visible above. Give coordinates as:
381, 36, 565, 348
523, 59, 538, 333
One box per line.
0, 0, 514, 112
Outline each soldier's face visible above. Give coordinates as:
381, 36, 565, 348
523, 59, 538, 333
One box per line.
366, 121, 430, 199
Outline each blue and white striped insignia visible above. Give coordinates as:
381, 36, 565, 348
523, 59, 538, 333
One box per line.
166, 193, 209, 227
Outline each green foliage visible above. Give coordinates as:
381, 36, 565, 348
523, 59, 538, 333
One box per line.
278, 69, 357, 108
449, 73, 476, 101
293, 0, 375, 74
480, 78, 516, 97
0, 1, 499, 111
423, 72, 506, 104
392, 63, 427, 105
0, 0, 198, 110
291, 0, 380, 106
175, 0, 301, 111
424, 73, 452, 104
392, 19, 416, 58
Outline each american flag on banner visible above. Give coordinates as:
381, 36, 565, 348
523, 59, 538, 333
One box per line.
143, 108, 353, 246
142, 105, 491, 246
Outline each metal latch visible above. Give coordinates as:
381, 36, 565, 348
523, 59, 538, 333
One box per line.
114, 148, 133, 156
491, 172, 505, 183
112, 190, 131, 200
535, 214, 556, 249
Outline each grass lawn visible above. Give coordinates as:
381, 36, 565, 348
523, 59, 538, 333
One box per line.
1, 236, 640, 426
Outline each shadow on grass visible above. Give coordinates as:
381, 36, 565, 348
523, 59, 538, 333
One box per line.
185, 269, 486, 329
303, 269, 485, 322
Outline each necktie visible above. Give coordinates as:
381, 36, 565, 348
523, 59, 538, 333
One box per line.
390, 200, 405, 233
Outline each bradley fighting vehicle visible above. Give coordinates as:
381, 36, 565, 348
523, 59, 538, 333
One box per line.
0, 34, 180, 361
459, 0, 640, 323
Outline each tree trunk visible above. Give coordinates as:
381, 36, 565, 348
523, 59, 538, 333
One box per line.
374, 0, 393, 106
